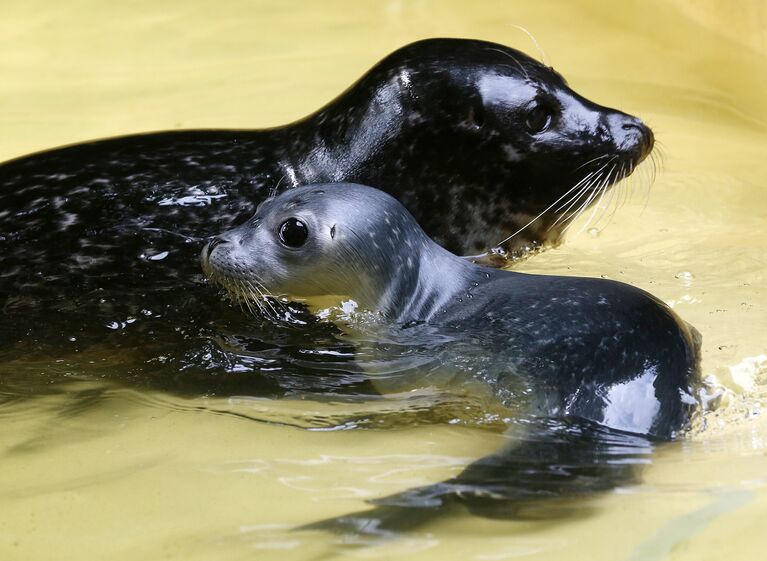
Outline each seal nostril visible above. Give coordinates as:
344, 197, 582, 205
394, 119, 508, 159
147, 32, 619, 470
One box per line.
206, 237, 226, 254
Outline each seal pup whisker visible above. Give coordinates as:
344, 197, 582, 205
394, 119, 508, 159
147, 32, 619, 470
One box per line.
235, 279, 264, 319
139, 227, 209, 243
245, 280, 278, 320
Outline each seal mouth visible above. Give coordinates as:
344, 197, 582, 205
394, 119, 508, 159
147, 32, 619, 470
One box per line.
493, 140, 661, 253
201, 241, 290, 322
207, 265, 294, 323
554, 147, 660, 231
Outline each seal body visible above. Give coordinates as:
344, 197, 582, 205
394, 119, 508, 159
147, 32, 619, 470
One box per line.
203, 182, 700, 531
203, 183, 698, 439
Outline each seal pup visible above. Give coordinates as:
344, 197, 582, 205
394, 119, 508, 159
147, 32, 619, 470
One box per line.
202, 183, 699, 531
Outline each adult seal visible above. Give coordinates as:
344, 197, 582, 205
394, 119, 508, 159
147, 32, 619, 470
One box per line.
202, 183, 699, 531
0, 38, 654, 291
0, 38, 654, 356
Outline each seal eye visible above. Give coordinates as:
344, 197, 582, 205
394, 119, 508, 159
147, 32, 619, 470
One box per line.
278, 218, 309, 248
525, 103, 553, 134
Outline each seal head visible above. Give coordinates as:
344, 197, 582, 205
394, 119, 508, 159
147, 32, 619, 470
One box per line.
299, 39, 656, 254
202, 184, 473, 322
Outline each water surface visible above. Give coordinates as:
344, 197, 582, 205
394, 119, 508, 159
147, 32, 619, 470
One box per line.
1, 1, 766, 559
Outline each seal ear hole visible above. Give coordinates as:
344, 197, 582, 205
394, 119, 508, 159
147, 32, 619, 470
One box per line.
278, 218, 309, 248
330, 224, 336, 239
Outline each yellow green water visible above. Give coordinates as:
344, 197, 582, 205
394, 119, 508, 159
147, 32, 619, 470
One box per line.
1, 0, 766, 559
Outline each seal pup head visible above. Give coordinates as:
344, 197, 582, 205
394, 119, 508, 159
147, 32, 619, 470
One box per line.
299, 38, 656, 255
202, 183, 474, 322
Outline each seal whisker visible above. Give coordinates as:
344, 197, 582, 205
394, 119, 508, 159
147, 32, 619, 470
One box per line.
244, 280, 274, 320
550, 157, 616, 229
562, 164, 616, 234
485, 47, 530, 81
552, 160, 612, 217
495, 158, 613, 247
248, 279, 287, 322
550, 162, 611, 216
597, 163, 627, 229
563, 181, 604, 235
574, 154, 611, 172
236, 280, 260, 318
554, 179, 599, 231
509, 24, 549, 66
640, 154, 657, 215
615, 161, 633, 210
585, 164, 619, 232
139, 227, 209, 242
239, 280, 265, 318
594, 176, 620, 230
550, 182, 595, 228
267, 175, 286, 200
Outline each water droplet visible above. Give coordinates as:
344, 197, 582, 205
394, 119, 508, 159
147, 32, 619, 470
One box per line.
148, 251, 170, 261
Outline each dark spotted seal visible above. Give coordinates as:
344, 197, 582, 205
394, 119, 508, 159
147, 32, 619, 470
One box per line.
203, 183, 699, 530
0, 38, 653, 355
0, 37, 654, 287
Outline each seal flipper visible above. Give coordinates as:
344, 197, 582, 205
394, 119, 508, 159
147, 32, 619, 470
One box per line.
299, 417, 656, 536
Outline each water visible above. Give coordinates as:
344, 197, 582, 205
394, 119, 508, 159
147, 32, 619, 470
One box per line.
1, 0, 766, 559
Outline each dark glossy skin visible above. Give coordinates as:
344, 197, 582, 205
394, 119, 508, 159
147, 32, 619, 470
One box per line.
0, 38, 652, 291
203, 183, 699, 533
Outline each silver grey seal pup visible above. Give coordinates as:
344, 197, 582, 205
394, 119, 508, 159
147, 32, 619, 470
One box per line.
202, 183, 699, 531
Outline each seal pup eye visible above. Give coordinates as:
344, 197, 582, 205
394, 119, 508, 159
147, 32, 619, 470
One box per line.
278, 218, 309, 247
525, 102, 553, 134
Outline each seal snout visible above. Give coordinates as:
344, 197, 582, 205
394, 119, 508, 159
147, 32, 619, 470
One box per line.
205, 237, 227, 256
606, 113, 654, 160
621, 117, 654, 156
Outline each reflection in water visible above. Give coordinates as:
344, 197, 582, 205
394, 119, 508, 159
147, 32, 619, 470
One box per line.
0, 287, 675, 539
302, 418, 657, 541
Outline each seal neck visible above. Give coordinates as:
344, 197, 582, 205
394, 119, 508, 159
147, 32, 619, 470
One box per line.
285, 74, 411, 185
376, 243, 481, 324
